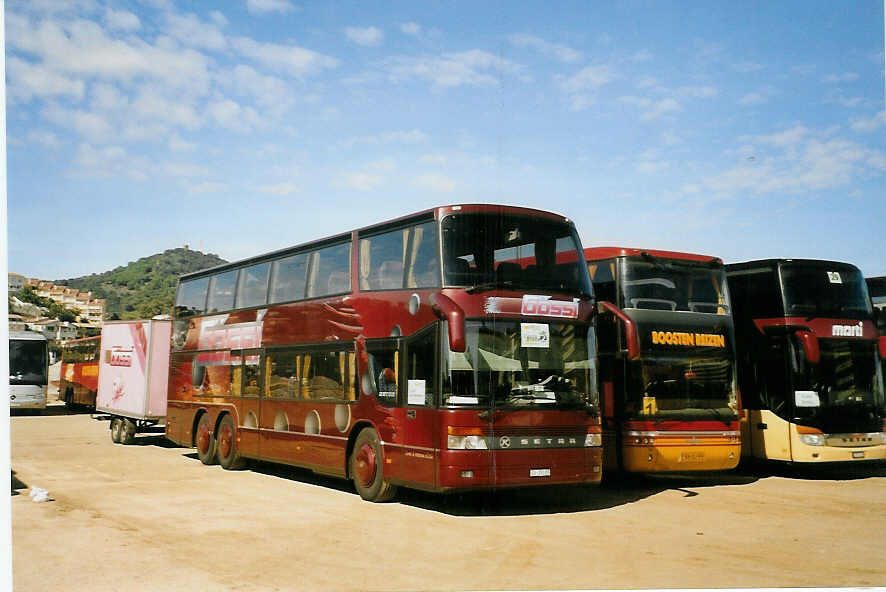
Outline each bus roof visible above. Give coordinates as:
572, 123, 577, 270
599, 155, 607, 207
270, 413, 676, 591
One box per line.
9, 331, 47, 341
180, 203, 576, 282
726, 258, 861, 272
584, 246, 722, 265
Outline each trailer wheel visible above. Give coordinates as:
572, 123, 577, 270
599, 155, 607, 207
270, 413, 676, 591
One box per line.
195, 413, 217, 465
110, 418, 123, 443
120, 418, 137, 445
349, 428, 397, 502
216, 414, 246, 470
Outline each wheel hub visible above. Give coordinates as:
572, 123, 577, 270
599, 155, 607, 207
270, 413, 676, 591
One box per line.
355, 443, 377, 486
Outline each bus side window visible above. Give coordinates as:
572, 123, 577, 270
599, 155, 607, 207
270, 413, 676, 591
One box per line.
406, 327, 436, 406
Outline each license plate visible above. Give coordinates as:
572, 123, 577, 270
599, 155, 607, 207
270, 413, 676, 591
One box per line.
530, 468, 551, 477
852, 451, 865, 459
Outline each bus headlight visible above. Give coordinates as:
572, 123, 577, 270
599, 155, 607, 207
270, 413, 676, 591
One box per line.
585, 433, 602, 447
447, 435, 488, 450
799, 434, 825, 446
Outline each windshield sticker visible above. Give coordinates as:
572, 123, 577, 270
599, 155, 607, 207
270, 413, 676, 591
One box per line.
827, 271, 842, 284
407, 380, 426, 405
521, 323, 550, 348
521, 295, 579, 318
795, 390, 821, 407
651, 331, 726, 348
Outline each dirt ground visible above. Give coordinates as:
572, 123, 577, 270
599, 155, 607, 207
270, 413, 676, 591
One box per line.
10, 408, 886, 591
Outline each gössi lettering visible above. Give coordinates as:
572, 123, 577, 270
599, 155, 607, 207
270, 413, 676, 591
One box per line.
650, 331, 726, 348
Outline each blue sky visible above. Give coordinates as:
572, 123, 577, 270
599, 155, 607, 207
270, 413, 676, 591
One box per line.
6, 0, 886, 280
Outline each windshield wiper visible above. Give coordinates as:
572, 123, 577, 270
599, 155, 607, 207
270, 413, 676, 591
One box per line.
465, 280, 515, 294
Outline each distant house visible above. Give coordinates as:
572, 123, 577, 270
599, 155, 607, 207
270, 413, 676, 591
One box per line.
8, 273, 25, 292
29, 319, 79, 342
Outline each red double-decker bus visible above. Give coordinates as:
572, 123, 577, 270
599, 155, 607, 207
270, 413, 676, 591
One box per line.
59, 336, 101, 409
727, 259, 886, 463
586, 247, 740, 473
165, 204, 602, 501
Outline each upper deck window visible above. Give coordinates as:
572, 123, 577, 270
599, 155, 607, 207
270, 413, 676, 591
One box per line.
207, 270, 238, 313
780, 264, 872, 319
270, 252, 308, 304
620, 258, 729, 314
359, 220, 440, 290
441, 212, 592, 298
309, 242, 351, 298
175, 277, 210, 318
236, 262, 270, 309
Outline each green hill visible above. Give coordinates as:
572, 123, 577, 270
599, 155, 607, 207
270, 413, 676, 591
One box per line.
57, 248, 227, 320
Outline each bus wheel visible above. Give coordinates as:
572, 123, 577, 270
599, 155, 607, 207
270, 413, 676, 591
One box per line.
195, 413, 217, 465
110, 418, 123, 443
120, 419, 136, 445
350, 428, 397, 502
216, 414, 246, 470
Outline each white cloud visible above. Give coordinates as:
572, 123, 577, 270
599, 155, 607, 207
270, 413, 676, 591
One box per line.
169, 134, 197, 152
257, 182, 299, 195
7, 56, 86, 102
187, 181, 228, 195
337, 159, 396, 191
7, 15, 213, 94
738, 92, 766, 106
631, 50, 653, 63
385, 50, 524, 88
558, 65, 614, 111
733, 61, 764, 73
210, 11, 229, 27
246, 0, 296, 15
232, 37, 339, 76
401, 22, 421, 36
164, 162, 210, 177
165, 12, 228, 51
27, 130, 62, 149
411, 173, 457, 193
72, 142, 150, 181
43, 103, 114, 141
676, 86, 717, 99
851, 111, 886, 132
620, 96, 681, 121
704, 128, 885, 197
208, 99, 264, 132
823, 72, 860, 83
105, 8, 140, 32
343, 129, 428, 147
223, 65, 292, 115
508, 34, 582, 63
346, 26, 384, 47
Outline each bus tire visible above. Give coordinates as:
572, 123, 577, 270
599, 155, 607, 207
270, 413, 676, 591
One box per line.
350, 428, 397, 502
216, 414, 246, 470
195, 413, 217, 465
120, 419, 137, 445
110, 418, 123, 443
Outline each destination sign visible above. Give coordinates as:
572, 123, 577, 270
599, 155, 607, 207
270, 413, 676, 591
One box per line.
650, 330, 726, 348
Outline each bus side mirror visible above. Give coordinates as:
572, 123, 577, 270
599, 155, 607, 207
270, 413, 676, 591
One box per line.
598, 300, 640, 360
431, 292, 466, 353
795, 330, 820, 364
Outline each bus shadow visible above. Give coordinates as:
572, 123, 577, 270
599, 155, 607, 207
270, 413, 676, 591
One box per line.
400, 471, 760, 516
11, 471, 28, 496
131, 434, 179, 448
746, 461, 886, 481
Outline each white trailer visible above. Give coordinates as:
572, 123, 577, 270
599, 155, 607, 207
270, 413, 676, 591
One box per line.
96, 318, 172, 444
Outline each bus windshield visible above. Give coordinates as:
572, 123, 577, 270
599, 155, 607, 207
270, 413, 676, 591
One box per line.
10, 340, 48, 385
621, 259, 729, 314
791, 339, 884, 429
781, 263, 872, 319
626, 355, 736, 421
441, 212, 592, 298
442, 320, 598, 411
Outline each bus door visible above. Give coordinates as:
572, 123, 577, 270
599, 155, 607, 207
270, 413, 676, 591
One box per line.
748, 338, 792, 461
232, 348, 261, 457
366, 335, 437, 489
